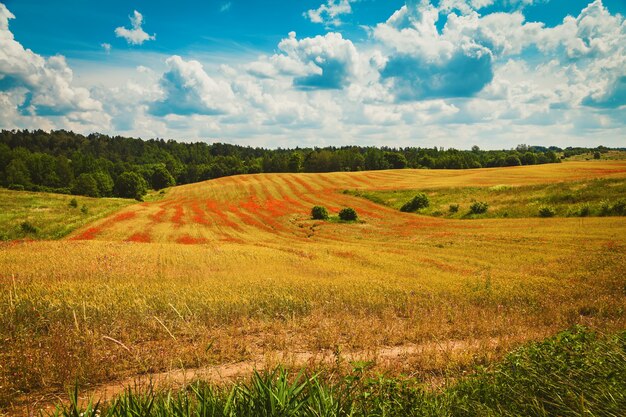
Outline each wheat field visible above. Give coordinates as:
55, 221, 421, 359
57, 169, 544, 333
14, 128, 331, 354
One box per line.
2, 161, 626, 413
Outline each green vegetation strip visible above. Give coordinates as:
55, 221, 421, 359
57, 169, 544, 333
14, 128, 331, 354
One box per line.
346, 178, 626, 219
50, 327, 626, 417
0, 189, 134, 241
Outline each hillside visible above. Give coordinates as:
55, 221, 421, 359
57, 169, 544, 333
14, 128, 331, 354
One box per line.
1, 161, 626, 412
67, 160, 626, 243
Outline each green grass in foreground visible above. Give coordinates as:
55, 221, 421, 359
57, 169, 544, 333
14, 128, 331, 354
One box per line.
51, 326, 626, 417
346, 177, 626, 219
0, 188, 135, 241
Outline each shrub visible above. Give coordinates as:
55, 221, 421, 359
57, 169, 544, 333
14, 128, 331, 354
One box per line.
338, 207, 358, 221
311, 206, 329, 220
538, 206, 556, 218
600, 200, 611, 216
612, 199, 626, 215
69, 198, 78, 208
81, 205, 89, 214
400, 193, 429, 212
578, 204, 591, 217
449, 204, 459, 213
21, 221, 38, 234
470, 201, 489, 214
8, 184, 24, 191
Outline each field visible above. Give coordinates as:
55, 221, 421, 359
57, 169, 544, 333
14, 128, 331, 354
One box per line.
1, 161, 626, 415
0, 190, 135, 241
346, 177, 626, 219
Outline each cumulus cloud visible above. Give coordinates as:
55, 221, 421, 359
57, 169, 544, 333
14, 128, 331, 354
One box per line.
114, 10, 156, 45
149, 56, 237, 116
2, 0, 626, 148
0, 3, 102, 119
305, 0, 354, 27
250, 31, 361, 90
374, 1, 494, 101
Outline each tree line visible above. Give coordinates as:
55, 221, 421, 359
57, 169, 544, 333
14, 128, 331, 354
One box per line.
0, 129, 611, 200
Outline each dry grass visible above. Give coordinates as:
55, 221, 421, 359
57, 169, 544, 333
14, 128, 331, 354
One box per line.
1, 161, 626, 413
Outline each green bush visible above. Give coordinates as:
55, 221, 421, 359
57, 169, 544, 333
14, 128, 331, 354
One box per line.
449, 204, 459, 213
81, 205, 89, 214
69, 198, 78, 208
612, 199, 626, 215
538, 206, 556, 217
600, 200, 611, 216
400, 193, 429, 212
578, 204, 591, 217
469, 201, 489, 214
338, 207, 358, 221
8, 184, 25, 191
21, 221, 38, 234
311, 206, 329, 220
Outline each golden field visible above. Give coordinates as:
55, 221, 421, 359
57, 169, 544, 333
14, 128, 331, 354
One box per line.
1, 161, 626, 413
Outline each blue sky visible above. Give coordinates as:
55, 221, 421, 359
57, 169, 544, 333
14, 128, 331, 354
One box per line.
1, 0, 625, 148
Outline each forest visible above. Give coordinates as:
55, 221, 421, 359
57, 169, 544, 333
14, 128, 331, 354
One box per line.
0, 129, 608, 199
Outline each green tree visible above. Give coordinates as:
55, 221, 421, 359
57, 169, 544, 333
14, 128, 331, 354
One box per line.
364, 148, 387, 170
5, 158, 31, 186
522, 152, 538, 165
384, 152, 408, 169
72, 173, 100, 197
56, 155, 74, 186
151, 165, 175, 190
92, 171, 114, 197
288, 152, 303, 172
504, 155, 522, 166
115, 171, 148, 200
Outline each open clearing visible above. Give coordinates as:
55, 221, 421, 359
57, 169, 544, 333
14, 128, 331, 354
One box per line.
2, 161, 626, 413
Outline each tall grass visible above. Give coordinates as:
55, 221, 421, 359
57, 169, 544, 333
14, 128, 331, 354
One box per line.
49, 327, 626, 417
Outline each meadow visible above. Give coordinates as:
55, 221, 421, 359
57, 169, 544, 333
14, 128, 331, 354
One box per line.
1, 160, 626, 415
0, 190, 134, 241
346, 177, 626, 219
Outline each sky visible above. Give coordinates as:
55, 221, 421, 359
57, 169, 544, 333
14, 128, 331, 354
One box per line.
0, 0, 625, 149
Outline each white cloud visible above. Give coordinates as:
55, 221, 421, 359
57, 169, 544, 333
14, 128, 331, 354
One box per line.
101, 43, 112, 54
249, 31, 361, 91
0, 3, 103, 122
305, 0, 354, 27
220, 2, 232, 13
374, 1, 494, 101
1, 0, 626, 149
149, 55, 237, 116
115, 10, 156, 45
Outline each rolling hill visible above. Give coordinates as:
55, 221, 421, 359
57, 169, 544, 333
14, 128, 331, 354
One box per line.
2, 160, 626, 412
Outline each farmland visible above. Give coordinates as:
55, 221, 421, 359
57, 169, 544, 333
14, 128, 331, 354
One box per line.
1, 161, 626, 414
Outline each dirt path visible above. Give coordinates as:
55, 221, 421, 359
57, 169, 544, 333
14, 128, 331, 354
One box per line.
15, 337, 501, 416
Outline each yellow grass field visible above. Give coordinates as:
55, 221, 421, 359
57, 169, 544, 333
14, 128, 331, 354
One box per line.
2, 161, 626, 413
